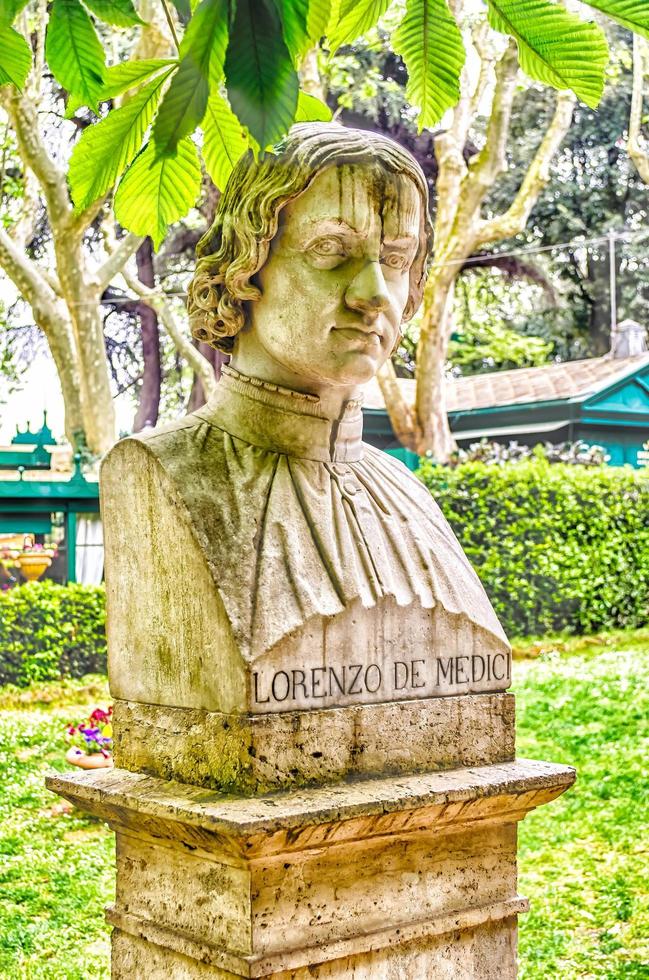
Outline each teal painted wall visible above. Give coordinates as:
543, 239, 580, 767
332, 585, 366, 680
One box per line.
577, 427, 647, 467
386, 447, 421, 471
585, 373, 649, 414
363, 362, 649, 467
580, 365, 649, 467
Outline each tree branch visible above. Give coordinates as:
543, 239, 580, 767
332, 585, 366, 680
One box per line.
12, 163, 40, 251
96, 232, 145, 292
27, 0, 48, 102
376, 359, 418, 450
0, 87, 72, 229
460, 40, 519, 222
630, 35, 649, 185
0, 223, 60, 314
0, 223, 84, 436
474, 90, 575, 248
121, 270, 218, 399
460, 252, 557, 302
468, 21, 495, 123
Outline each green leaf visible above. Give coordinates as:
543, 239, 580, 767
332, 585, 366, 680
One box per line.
99, 58, 176, 101
307, 0, 331, 39
152, 62, 207, 155
486, 0, 609, 109
393, 0, 464, 130
0, 0, 29, 29
46, 0, 105, 110
295, 89, 331, 120
0, 26, 32, 88
64, 93, 86, 117
582, 0, 649, 41
69, 68, 174, 210
182, 0, 228, 84
81, 0, 143, 28
114, 137, 202, 249
275, 0, 310, 61
168, 0, 191, 20
201, 91, 248, 190
327, 0, 391, 50
153, 0, 228, 156
225, 0, 299, 147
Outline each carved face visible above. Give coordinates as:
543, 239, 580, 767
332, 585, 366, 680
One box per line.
234, 165, 421, 390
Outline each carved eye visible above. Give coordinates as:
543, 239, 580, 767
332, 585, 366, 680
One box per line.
309, 237, 345, 257
381, 252, 409, 271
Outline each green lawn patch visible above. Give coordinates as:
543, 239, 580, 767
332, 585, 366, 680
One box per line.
0, 640, 647, 977
516, 641, 649, 978
0, 677, 113, 979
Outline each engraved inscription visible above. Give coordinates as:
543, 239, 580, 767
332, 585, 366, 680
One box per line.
252, 652, 511, 710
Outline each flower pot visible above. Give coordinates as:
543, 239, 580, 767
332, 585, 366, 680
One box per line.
65, 747, 113, 770
17, 553, 52, 582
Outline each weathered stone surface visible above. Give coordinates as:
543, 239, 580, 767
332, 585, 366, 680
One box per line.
103, 425, 511, 715
111, 911, 521, 978
46, 759, 574, 845
47, 760, 573, 978
102, 144, 509, 706
112, 692, 515, 792
103, 196, 511, 719
50, 125, 577, 980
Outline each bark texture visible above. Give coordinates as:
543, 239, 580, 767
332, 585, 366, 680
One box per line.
133, 239, 162, 431
379, 25, 575, 460
186, 343, 228, 413
0, 3, 215, 454
630, 36, 649, 184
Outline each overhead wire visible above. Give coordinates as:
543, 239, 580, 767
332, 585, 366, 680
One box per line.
46, 225, 649, 308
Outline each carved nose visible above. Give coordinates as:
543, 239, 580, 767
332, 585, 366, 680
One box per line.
345, 261, 390, 315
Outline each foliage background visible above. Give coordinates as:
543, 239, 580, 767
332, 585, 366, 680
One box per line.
1, 458, 647, 688
0, 582, 106, 687
418, 457, 649, 637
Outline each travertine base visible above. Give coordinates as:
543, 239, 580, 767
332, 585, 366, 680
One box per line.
112, 692, 515, 792
47, 759, 574, 979
111, 916, 519, 979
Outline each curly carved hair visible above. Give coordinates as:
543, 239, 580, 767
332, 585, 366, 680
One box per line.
188, 123, 433, 353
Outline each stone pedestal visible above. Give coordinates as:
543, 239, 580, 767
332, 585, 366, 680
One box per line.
48, 759, 573, 979
46, 124, 577, 977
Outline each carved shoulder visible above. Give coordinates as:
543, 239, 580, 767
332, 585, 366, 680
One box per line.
99, 428, 245, 714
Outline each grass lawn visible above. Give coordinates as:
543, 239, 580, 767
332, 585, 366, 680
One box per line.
515, 631, 649, 979
0, 633, 647, 978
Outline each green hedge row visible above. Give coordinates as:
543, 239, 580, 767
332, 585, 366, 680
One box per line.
418, 458, 649, 637
0, 460, 647, 687
0, 581, 106, 686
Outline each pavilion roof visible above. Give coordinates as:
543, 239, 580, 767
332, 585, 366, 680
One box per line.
362, 354, 649, 414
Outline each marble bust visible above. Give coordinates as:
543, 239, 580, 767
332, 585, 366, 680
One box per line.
101, 123, 510, 728
55, 125, 574, 979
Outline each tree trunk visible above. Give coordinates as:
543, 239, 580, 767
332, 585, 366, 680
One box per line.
69, 299, 117, 455
133, 238, 161, 431
415, 270, 458, 459
40, 317, 86, 449
377, 359, 419, 451
187, 343, 228, 412
586, 251, 613, 356
53, 232, 117, 455
380, 54, 573, 462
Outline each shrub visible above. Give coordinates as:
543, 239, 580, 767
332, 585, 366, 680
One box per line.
448, 439, 609, 467
0, 581, 106, 686
417, 458, 649, 638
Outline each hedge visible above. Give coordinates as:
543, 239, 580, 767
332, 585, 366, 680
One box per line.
0, 460, 647, 686
0, 581, 106, 686
418, 457, 649, 637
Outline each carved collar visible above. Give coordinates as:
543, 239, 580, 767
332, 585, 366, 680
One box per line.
196, 365, 365, 463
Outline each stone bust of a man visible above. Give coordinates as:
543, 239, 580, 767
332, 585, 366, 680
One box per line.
102, 123, 509, 719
